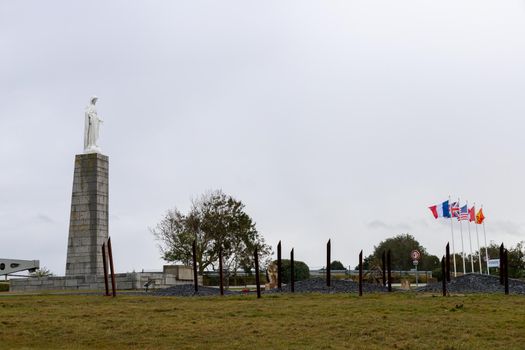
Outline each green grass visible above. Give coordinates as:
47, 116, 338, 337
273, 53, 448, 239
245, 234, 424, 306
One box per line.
0, 292, 524, 349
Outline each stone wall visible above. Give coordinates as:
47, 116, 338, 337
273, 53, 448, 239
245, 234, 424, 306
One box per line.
10, 266, 202, 292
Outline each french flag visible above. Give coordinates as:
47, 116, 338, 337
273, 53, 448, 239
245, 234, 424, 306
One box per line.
429, 200, 451, 219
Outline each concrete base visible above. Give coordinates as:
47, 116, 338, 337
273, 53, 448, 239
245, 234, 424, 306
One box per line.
10, 265, 202, 292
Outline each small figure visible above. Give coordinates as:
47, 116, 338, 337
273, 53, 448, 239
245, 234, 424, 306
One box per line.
84, 96, 103, 153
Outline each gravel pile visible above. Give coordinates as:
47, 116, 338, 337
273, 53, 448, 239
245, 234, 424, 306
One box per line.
417, 274, 525, 294
152, 284, 238, 297
266, 278, 388, 294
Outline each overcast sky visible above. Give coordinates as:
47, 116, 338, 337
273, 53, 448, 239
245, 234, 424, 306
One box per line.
1, 1, 525, 275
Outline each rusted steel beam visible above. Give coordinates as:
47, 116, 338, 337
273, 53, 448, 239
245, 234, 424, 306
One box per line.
504, 249, 509, 295
193, 240, 198, 294
359, 250, 363, 296
441, 256, 447, 297
254, 247, 261, 298
381, 250, 386, 287
277, 241, 282, 290
446, 243, 451, 282
290, 248, 295, 293
219, 248, 224, 296
101, 242, 109, 296
387, 250, 392, 292
107, 237, 116, 297
326, 239, 331, 287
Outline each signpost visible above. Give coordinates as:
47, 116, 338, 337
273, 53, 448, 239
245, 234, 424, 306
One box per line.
411, 250, 421, 288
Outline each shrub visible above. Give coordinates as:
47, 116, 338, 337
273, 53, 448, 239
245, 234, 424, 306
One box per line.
0, 283, 9, 292
275, 259, 310, 284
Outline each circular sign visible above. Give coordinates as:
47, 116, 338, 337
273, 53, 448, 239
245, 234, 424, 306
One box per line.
410, 250, 421, 261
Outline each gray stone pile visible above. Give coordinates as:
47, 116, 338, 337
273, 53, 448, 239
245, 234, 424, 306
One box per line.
417, 274, 525, 294
152, 284, 238, 297
266, 278, 388, 294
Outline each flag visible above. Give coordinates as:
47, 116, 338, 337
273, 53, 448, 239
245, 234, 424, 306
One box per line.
428, 201, 450, 219
468, 206, 476, 222
476, 208, 485, 224
429, 200, 450, 219
450, 202, 460, 218
458, 205, 469, 221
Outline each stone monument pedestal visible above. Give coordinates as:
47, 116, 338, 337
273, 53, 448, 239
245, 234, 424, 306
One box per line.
65, 153, 109, 277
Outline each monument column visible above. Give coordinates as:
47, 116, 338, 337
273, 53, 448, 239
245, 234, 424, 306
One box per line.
65, 153, 109, 276
66, 96, 108, 277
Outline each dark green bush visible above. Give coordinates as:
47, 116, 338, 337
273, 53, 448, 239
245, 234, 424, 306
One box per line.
275, 259, 310, 284
0, 283, 9, 292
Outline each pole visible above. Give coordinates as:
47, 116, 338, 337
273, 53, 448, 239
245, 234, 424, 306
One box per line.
448, 196, 457, 277
441, 256, 447, 297
326, 239, 331, 287
192, 240, 198, 294
254, 247, 261, 299
387, 250, 392, 292
466, 201, 474, 273
277, 240, 282, 290
381, 250, 386, 287
219, 248, 224, 296
482, 205, 489, 275
499, 243, 504, 285
107, 237, 116, 297
458, 198, 466, 274
445, 243, 451, 282
290, 248, 295, 293
503, 249, 509, 295
358, 250, 363, 296
474, 203, 482, 274
101, 242, 109, 296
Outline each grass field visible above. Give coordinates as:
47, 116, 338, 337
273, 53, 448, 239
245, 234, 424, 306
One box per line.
0, 292, 524, 349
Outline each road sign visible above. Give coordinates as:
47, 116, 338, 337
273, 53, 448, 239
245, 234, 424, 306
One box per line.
488, 259, 500, 268
410, 250, 421, 261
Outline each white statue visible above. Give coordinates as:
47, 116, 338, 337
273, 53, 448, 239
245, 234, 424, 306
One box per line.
84, 96, 103, 154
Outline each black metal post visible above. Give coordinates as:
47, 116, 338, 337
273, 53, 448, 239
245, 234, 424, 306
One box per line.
446, 243, 451, 282
192, 240, 198, 293
107, 237, 116, 297
504, 249, 509, 295
290, 248, 295, 293
441, 256, 447, 297
254, 247, 261, 298
387, 250, 392, 292
359, 250, 363, 296
499, 243, 504, 285
277, 240, 282, 290
101, 242, 109, 296
326, 239, 331, 287
381, 250, 386, 287
219, 248, 224, 296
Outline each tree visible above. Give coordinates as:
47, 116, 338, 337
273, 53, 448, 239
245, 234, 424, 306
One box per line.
330, 260, 346, 271
30, 267, 53, 278
481, 242, 525, 278
367, 233, 439, 271
152, 190, 272, 276
277, 259, 310, 283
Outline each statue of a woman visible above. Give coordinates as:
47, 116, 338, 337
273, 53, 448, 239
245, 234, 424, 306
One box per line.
84, 96, 103, 153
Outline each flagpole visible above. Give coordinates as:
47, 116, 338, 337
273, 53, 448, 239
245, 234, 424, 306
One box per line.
466, 200, 474, 273
474, 202, 482, 274
449, 196, 457, 277
482, 204, 489, 275
458, 198, 466, 274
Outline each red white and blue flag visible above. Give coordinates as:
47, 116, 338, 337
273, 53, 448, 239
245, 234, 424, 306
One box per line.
458, 205, 469, 221
450, 202, 460, 218
429, 200, 451, 219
